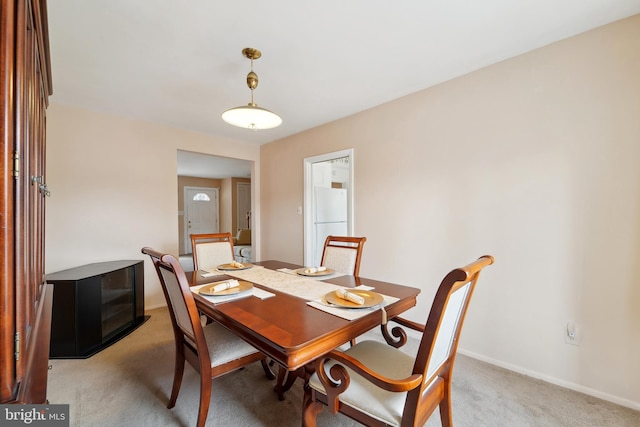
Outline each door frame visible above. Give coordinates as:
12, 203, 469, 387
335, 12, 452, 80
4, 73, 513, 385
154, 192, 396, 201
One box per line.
183, 186, 219, 253
236, 181, 252, 231
303, 149, 354, 266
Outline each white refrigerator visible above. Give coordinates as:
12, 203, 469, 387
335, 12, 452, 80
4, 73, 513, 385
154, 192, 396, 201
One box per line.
314, 187, 348, 266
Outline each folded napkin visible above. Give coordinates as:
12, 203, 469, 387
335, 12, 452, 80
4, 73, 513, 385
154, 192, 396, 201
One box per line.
209, 279, 240, 293
305, 266, 327, 274
335, 288, 365, 305
201, 270, 221, 278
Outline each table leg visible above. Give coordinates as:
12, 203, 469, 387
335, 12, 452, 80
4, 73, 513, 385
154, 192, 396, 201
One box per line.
274, 366, 305, 401
274, 366, 289, 401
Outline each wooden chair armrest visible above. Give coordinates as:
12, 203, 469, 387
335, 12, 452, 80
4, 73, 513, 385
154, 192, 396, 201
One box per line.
316, 350, 422, 414
317, 349, 422, 392
380, 316, 426, 348
391, 316, 425, 333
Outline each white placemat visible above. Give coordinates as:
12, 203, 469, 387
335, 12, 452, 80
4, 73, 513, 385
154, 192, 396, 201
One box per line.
191, 282, 275, 305
307, 293, 398, 321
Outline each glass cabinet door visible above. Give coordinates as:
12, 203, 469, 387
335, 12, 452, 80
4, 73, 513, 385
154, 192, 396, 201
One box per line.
101, 268, 134, 339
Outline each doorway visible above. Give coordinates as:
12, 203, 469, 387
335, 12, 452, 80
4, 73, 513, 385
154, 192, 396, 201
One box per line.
303, 149, 354, 266
176, 150, 254, 257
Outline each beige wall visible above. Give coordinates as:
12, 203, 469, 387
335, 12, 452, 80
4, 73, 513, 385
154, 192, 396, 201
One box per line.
260, 16, 640, 408
45, 105, 261, 309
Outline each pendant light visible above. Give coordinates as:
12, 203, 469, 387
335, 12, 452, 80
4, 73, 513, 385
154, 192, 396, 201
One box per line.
222, 48, 282, 130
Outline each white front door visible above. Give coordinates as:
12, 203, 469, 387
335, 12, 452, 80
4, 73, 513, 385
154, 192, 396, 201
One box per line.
184, 187, 219, 253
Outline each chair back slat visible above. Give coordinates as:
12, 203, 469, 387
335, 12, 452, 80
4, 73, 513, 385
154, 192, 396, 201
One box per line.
323, 246, 357, 274
190, 232, 235, 271
158, 263, 197, 340
195, 242, 234, 270
320, 236, 366, 276
424, 281, 471, 379
142, 247, 207, 358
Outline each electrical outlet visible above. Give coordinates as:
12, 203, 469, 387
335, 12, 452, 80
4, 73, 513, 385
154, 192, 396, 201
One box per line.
564, 321, 581, 345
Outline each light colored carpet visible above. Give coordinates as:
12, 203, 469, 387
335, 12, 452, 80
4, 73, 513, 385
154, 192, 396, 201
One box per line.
47, 307, 640, 426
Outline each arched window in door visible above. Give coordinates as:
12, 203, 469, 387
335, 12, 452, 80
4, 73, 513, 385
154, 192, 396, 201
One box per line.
192, 193, 211, 201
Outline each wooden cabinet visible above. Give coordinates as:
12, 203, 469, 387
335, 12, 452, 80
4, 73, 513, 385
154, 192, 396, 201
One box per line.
0, 0, 53, 403
47, 261, 146, 358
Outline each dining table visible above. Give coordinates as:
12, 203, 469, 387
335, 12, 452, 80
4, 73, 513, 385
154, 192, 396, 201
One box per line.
188, 260, 421, 400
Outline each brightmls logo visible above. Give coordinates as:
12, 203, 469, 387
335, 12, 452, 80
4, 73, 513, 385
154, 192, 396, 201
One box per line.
0, 405, 69, 426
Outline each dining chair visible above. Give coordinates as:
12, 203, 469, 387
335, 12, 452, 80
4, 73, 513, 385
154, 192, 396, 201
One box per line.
141, 247, 275, 427
323, 235, 367, 349
190, 232, 235, 271
320, 235, 367, 276
303, 255, 494, 427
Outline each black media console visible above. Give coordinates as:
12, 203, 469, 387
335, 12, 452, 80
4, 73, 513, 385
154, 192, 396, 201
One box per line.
47, 260, 147, 358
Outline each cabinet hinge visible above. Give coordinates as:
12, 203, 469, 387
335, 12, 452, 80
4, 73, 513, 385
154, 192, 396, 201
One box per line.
15, 332, 20, 360
12, 151, 20, 178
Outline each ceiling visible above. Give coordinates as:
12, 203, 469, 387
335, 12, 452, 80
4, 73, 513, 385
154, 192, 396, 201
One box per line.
177, 150, 251, 179
47, 1, 640, 177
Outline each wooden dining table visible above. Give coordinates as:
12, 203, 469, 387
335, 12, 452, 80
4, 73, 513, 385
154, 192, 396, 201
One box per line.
189, 260, 421, 399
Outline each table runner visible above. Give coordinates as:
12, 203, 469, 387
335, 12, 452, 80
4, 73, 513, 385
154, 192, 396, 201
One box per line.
222, 266, 398, 321
277, 267, 346, 281
221, 265, 345, 301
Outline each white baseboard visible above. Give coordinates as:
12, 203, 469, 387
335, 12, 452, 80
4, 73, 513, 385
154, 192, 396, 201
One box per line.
140, 310, 639, 411
458, 348, 640, 412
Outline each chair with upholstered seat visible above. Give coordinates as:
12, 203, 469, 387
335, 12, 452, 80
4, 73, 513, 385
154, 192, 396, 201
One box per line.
190, 232, 235, 271
303, 255, 494, 427
141, 247, 274, 427
320, 235, 367, 276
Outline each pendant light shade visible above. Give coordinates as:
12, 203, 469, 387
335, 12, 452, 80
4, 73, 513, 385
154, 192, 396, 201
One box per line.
222, 48, 282, 130
222, 104, 282, 130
